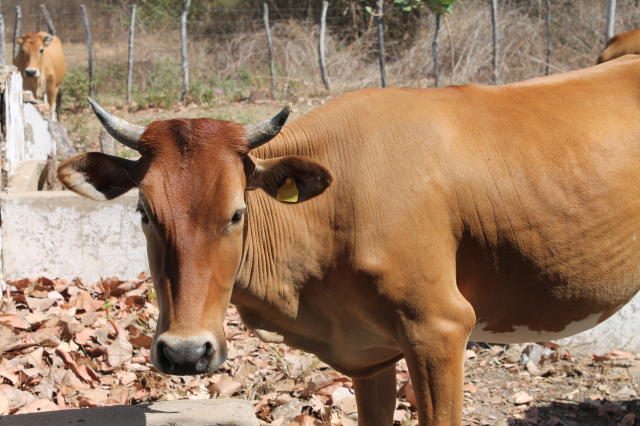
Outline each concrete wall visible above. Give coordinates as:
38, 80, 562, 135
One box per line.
0, 187, 638, 353
1, 190, 148, 283
559, 293, 640, 353
3, 70, 54, 175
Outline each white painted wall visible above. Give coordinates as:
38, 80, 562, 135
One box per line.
1, 190, 148, 283
3, 71, 54, 175
559, 292, 640, 353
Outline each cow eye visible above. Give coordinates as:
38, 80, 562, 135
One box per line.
39, 48, 44, 54
136, 206, 149, 225
230, 208, 245, 225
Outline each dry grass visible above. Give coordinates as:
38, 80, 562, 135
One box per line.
46, 0, 640, 110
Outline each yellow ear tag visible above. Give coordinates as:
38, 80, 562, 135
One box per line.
277, 177, 299, 203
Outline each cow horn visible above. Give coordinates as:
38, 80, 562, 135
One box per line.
88, 98, 145, 151
244, 105, 291, 149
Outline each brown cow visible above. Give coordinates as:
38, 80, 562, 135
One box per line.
14, 31, 66, 120
598, 28, 640, 63
58, 56, 640, 425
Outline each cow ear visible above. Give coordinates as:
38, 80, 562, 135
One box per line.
57, 153, 139, 201
42, 33, 53, 46
246, 155, 332, 203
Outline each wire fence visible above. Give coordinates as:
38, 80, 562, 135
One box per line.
3, 0, 640, 107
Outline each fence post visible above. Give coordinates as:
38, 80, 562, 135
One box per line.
80, 5, 95, 98
13, 5, 20, 60
432, 13, 441, 87
606, 0, 616, 43
376, 0, 387, 88
127, 4, 137, 105
490, 0, 499, 84
0, 11, 5, 66
39, 4, 56, 36
318, 0, 330, 91
180, 0, 191, 102
263, 2, 276, 97
545, 0, 552, 75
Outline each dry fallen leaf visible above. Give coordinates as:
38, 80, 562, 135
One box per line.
208, 375, 242, 397
510, 390, 534, 405
14, 399, 59, 414
107, 329, 133, 367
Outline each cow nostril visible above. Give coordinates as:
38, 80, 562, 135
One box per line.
204, 341, 213, 357
157, 341, 175, 373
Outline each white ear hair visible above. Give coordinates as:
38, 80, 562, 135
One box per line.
57, 163, 108, 201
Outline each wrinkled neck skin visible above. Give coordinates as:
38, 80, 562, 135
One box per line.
231, 121, 335, 320
228, 107, 406, 377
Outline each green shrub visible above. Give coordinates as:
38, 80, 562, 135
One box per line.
61, 68, 89, 112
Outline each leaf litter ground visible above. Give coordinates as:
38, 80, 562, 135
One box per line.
0, 276, 637, 425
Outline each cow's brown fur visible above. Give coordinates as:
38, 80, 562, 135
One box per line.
14, 32, 66, 118
598, 28, 640, 63
58, 57, 640, 425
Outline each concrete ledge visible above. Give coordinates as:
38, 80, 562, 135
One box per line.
0, 189, 148, 282
6, 160, 46, 193
0, 399, 259, 426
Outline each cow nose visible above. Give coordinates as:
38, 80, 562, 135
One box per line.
24, 68, 38, 77
155, 334, 214, 375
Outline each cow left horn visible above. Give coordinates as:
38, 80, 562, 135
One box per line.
244, 105, 291, 149
88, 98, 145, 151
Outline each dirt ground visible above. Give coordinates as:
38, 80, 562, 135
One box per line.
0, 276, 637, 425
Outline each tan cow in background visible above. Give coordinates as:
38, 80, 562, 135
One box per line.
14, 31, 66, 120
597, 28, 640, 63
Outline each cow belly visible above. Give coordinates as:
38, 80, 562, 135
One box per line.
469, 313, 602, 344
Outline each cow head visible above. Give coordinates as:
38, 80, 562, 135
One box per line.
15, 32, 53, 78
58, 100, 332, 375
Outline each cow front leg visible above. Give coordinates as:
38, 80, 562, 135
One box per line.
352, 362, 397, 426
398, 301, 475, 425
47, 85, 58, 122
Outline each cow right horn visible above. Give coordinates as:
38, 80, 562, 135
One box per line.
88, 98, 145, 151
244, 105, 291, 149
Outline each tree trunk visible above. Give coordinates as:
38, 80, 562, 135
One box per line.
432, 13, 441, 87
13, 5, 21, 60
606, 0, 616, 43
376, 0, 387, 88
490, 0, 499, 84
80, 5, 95, 98
39, 4, 56, 36
318, 0, 330, 91
180, 0, 191, 102
263, 2, 276, 97
127, 4, 137, 105
545, 0, 552, 75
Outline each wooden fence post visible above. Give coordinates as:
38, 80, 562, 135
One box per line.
39, 4, 56, 36
127, 4, 137, 105
490, 0, 499, 84
432, 13, 441, 87
80, 5, 95, 98
545, 0, 552, 76
376, 0, 387, 88
606, 0, 616, 43
180, 0, 191, 102
13, 5, 20, 59
318, 0, 330, 91
0, 11, 6, 66
263, 2, 276, 97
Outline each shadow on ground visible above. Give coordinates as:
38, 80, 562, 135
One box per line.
0, 399, 257, 426
508, 399, 639, 425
